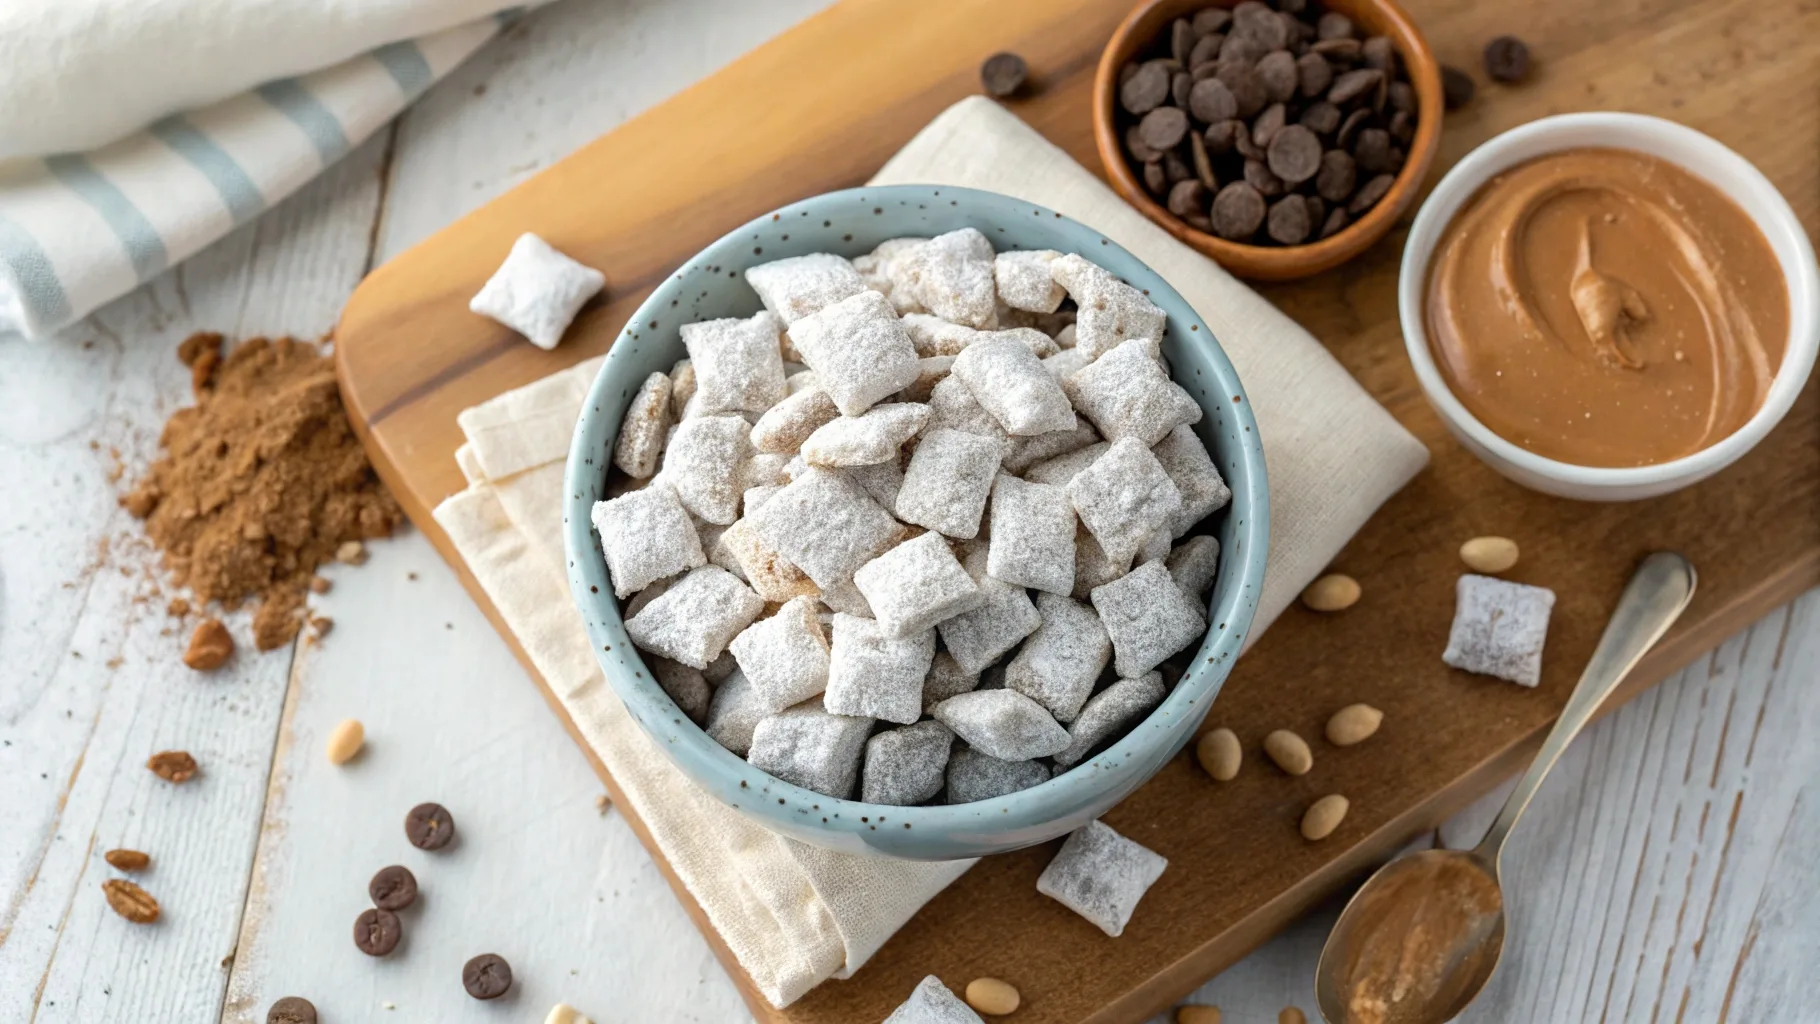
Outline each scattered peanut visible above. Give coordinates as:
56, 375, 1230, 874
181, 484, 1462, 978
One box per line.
1324, 704, 1383, 747
147, 750, 198, 783
308, 575, 333, 594
544, 1004, 594, 1024
1460, 536, 1520, 574
1279, 1008, 1308, 1024
1300, 795, 1350, 840
103, 878, 161, 923
182, 617, 234, 671
336, 540, 367, 565
965, 977, 1021, 1015
105, 849, 150, 871
1196, 728, 1242, 781
1263, 730, 1313, 776
1177, 1005, 1223, 1024
1300, 573, 1361, 612
326, 719, 365, 765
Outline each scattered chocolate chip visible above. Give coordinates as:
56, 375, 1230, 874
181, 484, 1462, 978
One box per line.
1321, 205, 1351, 238
1316, 11, 1353, 40
1167, 179, 1210, 218
369, 865, 419, 911
1483, 35, 1531, 83
1257, 50, 1299, 103
1348, 172, 1396, 214
1328, 68, 1384, 106
1299, 100, 1341, 135
1267, 124, 1323, 182
1441, 65, 1476, 110
354, 907, 401, 957
1244, 158, 1285, 197
1353, 127, 1393, 174
1267, 194, 1313, 244
147, 750, 198, 784
1120, 61, 1172, 114
463, 953, 513, 1000
1252, 103, 1287, 147
405, 802, 456, 851
1189, 78, 1238, 123
1296, 52, 1333, 98
267, 996, 318, 1024
1316, 149, 1358, 202
1211, 181, 1268, 239
1137, 106, 1190, 150
979, 52, 1028, 98
1361, 35, 1396, 72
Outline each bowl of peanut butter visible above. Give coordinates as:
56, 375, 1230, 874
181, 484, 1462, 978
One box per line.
1398, 112, 1818, 500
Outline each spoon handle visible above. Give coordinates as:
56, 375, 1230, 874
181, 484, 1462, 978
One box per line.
1474, 552, 1697, 862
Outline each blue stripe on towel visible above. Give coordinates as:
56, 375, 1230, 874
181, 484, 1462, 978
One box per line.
256, 79, 351, 165
0, 213, 73, 328
44, 154, 168, 282
373, 41, 435, 99
149, 116, 267, 225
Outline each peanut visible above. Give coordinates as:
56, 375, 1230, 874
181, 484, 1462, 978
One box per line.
326, 719, 365, 765
103, 878, 160, 923
336, 540, 367, 565
1460, 536, 1520, 574
1325, 704, 1383, 747
147, 750, 198, 783
1301, 795, 1350, 840
1279, 1009, 1308, 1024
1196, 728, 1242, 781
1300, 573, 1360, 612
105, 849, 150, 871
544, 1005, 594, 1024
1263, 729, 1313, 776
1177, 1006, 1223, 1024
965, 977, 1021, 1015
182, 618, 234, 671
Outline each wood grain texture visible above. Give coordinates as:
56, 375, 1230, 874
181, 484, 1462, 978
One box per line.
331, 0, 1820, 1021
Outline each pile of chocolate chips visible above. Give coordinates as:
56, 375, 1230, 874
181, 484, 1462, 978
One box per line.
1116, 0, 1419, 245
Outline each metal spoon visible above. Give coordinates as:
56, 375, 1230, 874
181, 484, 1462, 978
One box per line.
1314, 552, 1697, 1024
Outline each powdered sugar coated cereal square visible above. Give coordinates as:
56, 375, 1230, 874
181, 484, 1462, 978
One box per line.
469, 233, 605, 350
995, 249, 1067, 313
1002, 414, 1099, 475
844, 457, 906, 517
625, 565, 764, 669
993, 326, 1060, 359
1072, 529, 1132, 600
894, 427, 1004, 540
900, 356, 955, 403
1052, 672, 1165, 767
1151, 424, 1231, 537
1047, 253, 1166, 361
749, 386, 840, 455
590, 482, 705, 598
899, 228, 998, 328
1090, 560, 1205, 678
728, 596, 832, 712
901, 313, 982, 357
823, 613, 936, 724
932, 689, 1069, 761
952, 337, 1076, 437
925, 374, 1008, 442
1064, 339, 1202, 447
680, 310, 788, 415
651, 658, 713, 724
788, 290, 922, 416
856, 237, 930, 314
801, 402, 930, 468
1036, 819, 1168, 937
1166, 535, 1220, 597
1023, 441, 1111, 487
747, 700, 873, 799
745, 252, 866, 324
853, 532, 984, 639
718, 518, 818, 603
615, 371, 672, 478
1443, 575, 1556, 687
1005, 591, 1111, 722
1068, 437, 1183, 565
883, 975, 984, 1024
921, 650, 981, 712
987, 474, 1076, 596
937, 547, 1041, 674
945, 746, 1051, 804
664, 415, 751, 525
747, 467, 904, 592
703, 668, 766, 755
861, 721, 955, 806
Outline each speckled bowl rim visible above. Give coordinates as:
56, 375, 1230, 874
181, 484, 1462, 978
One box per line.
562, 185, 1268, 858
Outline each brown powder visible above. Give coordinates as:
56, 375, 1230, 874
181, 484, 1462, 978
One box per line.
123, 334, 402, 651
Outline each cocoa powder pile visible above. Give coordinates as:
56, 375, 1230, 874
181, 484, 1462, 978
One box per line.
123, 333, 402, 650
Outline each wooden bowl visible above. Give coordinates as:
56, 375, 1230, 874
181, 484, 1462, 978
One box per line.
1094, 0, 1443, 280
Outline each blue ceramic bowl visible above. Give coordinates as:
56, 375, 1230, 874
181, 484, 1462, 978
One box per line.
563, 185, 1268, 860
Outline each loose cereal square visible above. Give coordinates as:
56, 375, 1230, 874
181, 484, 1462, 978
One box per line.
926, 374, 1008, 442
747, 700, 873, 799
788, 289, 922, 416
995, 249, 1067, 313
922, 650, 981, 712
1048, 253, 1166, 361
748, 467, 905, 592
1064, 338, 1202, 447
1024, 441, 1112, 487
987, 474, 1076, 596
745, 252, 867, 324
937, 547, 1042, 674
894, 427, 1004, 539
932, 689, 1069, 761
1035, 819, 1168, 937
951, 337, 1076, 437
615, 371, 672, 478
1166, 535, 1221, 598
1002, 414, 1099, 474
945, 746, 1051, 804
823, 613, 936, 724
590, 482, 705, 598
883, 975, 984, 1024
468, 233, 605, 350
665, 415, 751, 525
801, 403, 930, 468
704, 667, 767, 756
729, 596, 832, 712
1068, 437, 1183, 565
651, 658, 713, 724
1090, 560, 1206, 678
853, 532, 985, 639
718, 518, 819, 603
1005, 591, 1112, 722
625, 565, 765, 669
861, 720, 955, 806
1442, 575, 1557, 687
1052, 672, 1165, 767
681, 310, 788, 415
1151, 424, 1231, 537
899, 228, 998, 328
750, 386, 841, 455
902, 313, 981, 357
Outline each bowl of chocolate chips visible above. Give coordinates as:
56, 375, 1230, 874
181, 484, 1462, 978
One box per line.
1095, 0, 1442, 279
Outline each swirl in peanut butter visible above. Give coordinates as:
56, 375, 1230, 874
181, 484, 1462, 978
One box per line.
1425, 148, 1787, 468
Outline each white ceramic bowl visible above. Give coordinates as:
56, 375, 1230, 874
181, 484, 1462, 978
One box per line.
1398, 112, 1820, 501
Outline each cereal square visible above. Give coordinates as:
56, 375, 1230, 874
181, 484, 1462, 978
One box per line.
894, 427, 1004, 539
945, 746, 1051, 804
1064, 338, 1202, 447
853, 532, 985, 639
1151, 424, 1231, 537
669, 358, 696, 416
1442, 575, 1557, 687
625, 565, 765, 669
994, 326, 1059, 358
801, 402, 930, 468
704, 667, 767, 756
883, 975, 984, 1024
922, 650, 981, 712
590, 482, 705, 598
1090, 560, 1206, 678
937, 547, 1042, 674
615, 371, 672, 478
987, 474, 1077, 596
1005, 591, 1112, 722
748, 467, 905, 592
745, 252, 867, 324
855, 237, 930, 314
902, 313, 982, 357
728, 596, 832, 712
900, 356, 955, 403
1072, 529, 1132, 600
1048, 253, 1166, 361
681, 310, 788, 415
1068, 437, 1183, 565
824, 613, 936, 724
468, 233, 605, 350
747, 700, 873, 799
951, 337, 1076, 437
750, 386, 840, 455
1002, 414, 1099, 474
932, 689, 1069, 761
788, 289, 921, 416
664, 415, 752, 525
925, 374, 1008, 442
1035, 819, 1168, 937
1166, 535, 1221, 598
899, 228, 998, 328
651, 657, 713, 724
1043, 347, 1092, 382
718, 518, 819, 603
1052, 672, 1165, 767
844, 457, 906, 517
861, 721, 955, 806
1023, 441, 1112, 487
995, 249, 1067, 313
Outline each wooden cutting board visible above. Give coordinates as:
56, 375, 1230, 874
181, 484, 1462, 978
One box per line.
333, 0, 1820, 1019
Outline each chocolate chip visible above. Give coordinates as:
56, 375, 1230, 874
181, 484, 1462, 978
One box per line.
1442, 65, 1476, 110
463, 953, 513, 1000
1277, 0, 1307, 13
1231, 1, 1288, 50
1173, 70, 1194, 109
1120, 61, 1172, 114
1387, 81, 1416, 115
1244, 158, 1285, 197
1211, 182, 1268, 239
980, 52, 1028, 97
1218, 34, 1265, 66
1191, 59, 1223, 82
1127, 124, 1164, 163
1216, 60, 1268, 118
1328, 68, 1383, 106
1167, 179, 1210, 218
1316, 149, 1358, 202
1232, 119, 1265, 160
1316, 11, 1353, 41
1483, 35, 1531, 83
1348, 173, 1396, 214
1189, 78, 1239, 123
1305, 195, 1327, 229
267, 997, 318, 1024
1267, 194, 1313, 244
1252, 103, 1287, 147
1299, 100, 1341, 135
1163, 149, 1195, 184
1204, 119, 1240, 155
1389, 109, 1415, 143
1388, 145, 1407, 173
1190, 131, 1219, 192
1257, 50, 1299, 103
1171, 18, 1197, 65
1190, 32, 1225, 68
354, 907, 402, 957
1267, 124, 1323, 183
1138, 106, 1190, 150
1312, 37, 1362, 61
1336, 107, 1372, 149
1353, 127, 1392, 174
405, 802, 456, 851
1143, 160, 1168, 197
1296, 52, 1333, 98
1192, 7, 1232, 35
1185, 211, 1214, 232
1321, 206, 1351, 238
1361, 36, 1396, 72
369, 865, 419, 911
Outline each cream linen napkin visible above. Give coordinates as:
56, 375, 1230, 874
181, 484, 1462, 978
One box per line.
432, 96, 1428, 1008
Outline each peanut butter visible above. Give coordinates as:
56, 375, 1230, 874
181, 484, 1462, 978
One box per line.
1425, 148, 1788, 468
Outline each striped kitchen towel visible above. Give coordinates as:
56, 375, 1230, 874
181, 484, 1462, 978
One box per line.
0, 2, 535, 341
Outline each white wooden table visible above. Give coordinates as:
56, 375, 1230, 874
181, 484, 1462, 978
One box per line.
1, 2, 1814, 1021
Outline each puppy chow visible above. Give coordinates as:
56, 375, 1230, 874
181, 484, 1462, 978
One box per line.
855, 237, 930, 314
1090, 560, 1206, 678
651, 658, 713, 724
742, 485, 781, 517
1442, 575, 1556, 687
1053, 322, 1078, 349
614, 371, 672, 478
902, 313, 982, 357
952, 337, 1076, 437
1072, 529, 1133, 600
1052, 672, 1165, 767
745, 252, 867, 324
1166, 535, 1221, 597
748, 467, 905, 592
898, 228, 998, 328
995, 249, 1067, 313
853, 532, 984, 639
921, 650, 982, 712
749, 386, 840, 454
729, 596, 832, 712
590, 482, 705, 598
625, 565, 764, 669
900, 356, 955, 403
1068, 437, 1183, 565
801, 403, 930, 468
1064, 338, 1203, 446
718, 518, 819, 603
747, 700, 873, 799
1005, 591, 1112, 722
817, 576, 875, 617
945, 746, 1051, 803
844, 457, 906, 517
699, 521, 746, 582
468, 233, 605, 350
937, 548, 1042, 674
1023, 441, 1112, 487
1137, 527, 1173, 566
1002, 414, 1099, 475
1047, 253, 1167, 361
788, 289, 922, 416
932, 689, 1069, 761
665, 415, 752, 525
926, 374, 1009, 441
883, 975, 985, 1024
1151, 424, 1232, 537
703, 650, 739, 684
987, 474, 1076, 596
995, 326, 1060, 359
704, 667, 766, 756
861, 721, 955, 806
680, 310, 788, 415
669, 358, 696, 415
823, 614, 936, 724
894, 427, 1004, 539
1035, 819, 1168, 937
